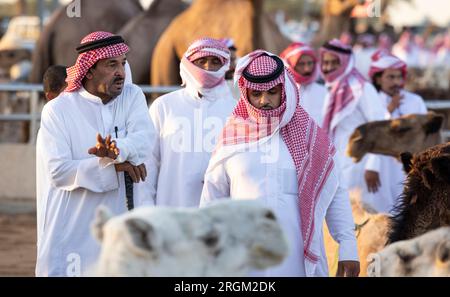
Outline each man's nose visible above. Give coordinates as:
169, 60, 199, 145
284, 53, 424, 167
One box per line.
116, 64, 126, 77
259, 95, 270, 106
204, 61, 214, 71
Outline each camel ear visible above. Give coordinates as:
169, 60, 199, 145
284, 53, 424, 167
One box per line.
430, 156, 450, 183
436, 239, 450, 266
421, 167, 435, 189
424, 113, 443, 135
124, 218, 160, 255
400, 152, 413, 173
91, 206, 114, 242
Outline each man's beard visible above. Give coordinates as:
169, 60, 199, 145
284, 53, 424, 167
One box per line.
260, 105, 274, 110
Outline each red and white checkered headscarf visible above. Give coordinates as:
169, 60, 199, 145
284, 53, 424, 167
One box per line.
320, 39, 366, 136
280, 42, 319, 86
369, 50, 407, 82
65, 31, 129, 92
210, 50, 336, 266
185, 37, 229, 65
180, 37, 230, 99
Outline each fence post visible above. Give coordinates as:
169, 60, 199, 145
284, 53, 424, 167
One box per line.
29, 90, 38, 144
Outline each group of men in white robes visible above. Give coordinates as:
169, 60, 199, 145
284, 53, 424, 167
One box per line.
36, 28, 427, 277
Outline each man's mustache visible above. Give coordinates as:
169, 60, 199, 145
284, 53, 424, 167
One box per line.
113, 77, 125, 83
260, 105, 273, 110
302, 72, 313, 77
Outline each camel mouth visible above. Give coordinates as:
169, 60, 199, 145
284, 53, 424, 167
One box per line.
346, 139, 368, 163
251, 244, 287, 268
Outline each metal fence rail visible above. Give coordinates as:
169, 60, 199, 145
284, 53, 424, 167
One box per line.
0, 83, 449, 143
0, 83, 181, 143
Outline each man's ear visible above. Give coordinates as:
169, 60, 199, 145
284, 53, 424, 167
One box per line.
85, 69, 94, 80
91, 206, 114, 242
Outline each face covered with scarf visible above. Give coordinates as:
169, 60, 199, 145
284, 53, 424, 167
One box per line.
180, 37, 230, 99
280, 42, 319, 86
66, 31, 129, 102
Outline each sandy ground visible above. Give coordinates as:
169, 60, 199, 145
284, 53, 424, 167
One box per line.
0, 201, 36, 276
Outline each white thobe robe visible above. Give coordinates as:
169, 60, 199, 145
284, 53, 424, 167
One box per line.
226, 79, 241, 101
140, 86, 236, 207
36, 84, 155, 276
324, 82, 388, 191
353, 47, 377, 79
392, 44, 421, 68
299, 82, 327, 127
200, 132, 358, 277
361, 90, 427, 214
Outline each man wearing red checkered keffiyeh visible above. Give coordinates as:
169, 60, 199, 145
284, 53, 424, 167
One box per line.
35, 31, 155, 276
319, 39, 388, 196
359, 50, 427, 215
200, 50, 359, 277
280, 42, 327, 126
138, 37, 236, 208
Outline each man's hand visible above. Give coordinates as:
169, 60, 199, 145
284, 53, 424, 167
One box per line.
365, 170, 381, 193
114, 162, 146, 183
387, 93, 403, 113
336, 261, 360, 277
88, 133, 120, 159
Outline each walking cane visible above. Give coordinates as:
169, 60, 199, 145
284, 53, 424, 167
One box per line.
115, 126, 134, 211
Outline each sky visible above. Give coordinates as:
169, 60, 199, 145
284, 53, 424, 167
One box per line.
386, 0, 450, 28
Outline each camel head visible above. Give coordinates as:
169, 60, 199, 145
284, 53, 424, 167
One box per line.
368, 227, 450, 277
347, 112, 444, 163
90, 200, 288, 276
387, 143, 450, 244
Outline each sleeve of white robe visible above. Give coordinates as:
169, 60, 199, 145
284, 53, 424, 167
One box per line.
325, 155, 359, 262
114, 87, 155, 166
360, 83, 387, 173
39, 104, 119, 192
199, 160, 230, 207
400, 93, 428, 115
139, 100, 164, 204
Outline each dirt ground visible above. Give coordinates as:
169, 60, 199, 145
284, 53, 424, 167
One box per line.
0, 212, 36, 276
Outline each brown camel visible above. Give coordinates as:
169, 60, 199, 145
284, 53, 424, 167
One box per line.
118, 0, 188, 84
29, 0, 142, 83
347, 112, 444, 163
151, 0, 291, 86
387, 142, 450, 244
324, 192, 390, 277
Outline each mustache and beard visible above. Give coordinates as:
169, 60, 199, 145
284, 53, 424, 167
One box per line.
387, 84, 402, 96
260, 104, 274, 110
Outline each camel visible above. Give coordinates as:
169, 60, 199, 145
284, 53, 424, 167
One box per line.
347, 112, 444, 163
29, 0, 142, 83
89, 200, 288, 277
150, 0, 291, 86
367, 227, 450, 277
387, 142, 450, 244
324, 192, 390, 277
118, 0, 188, 84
